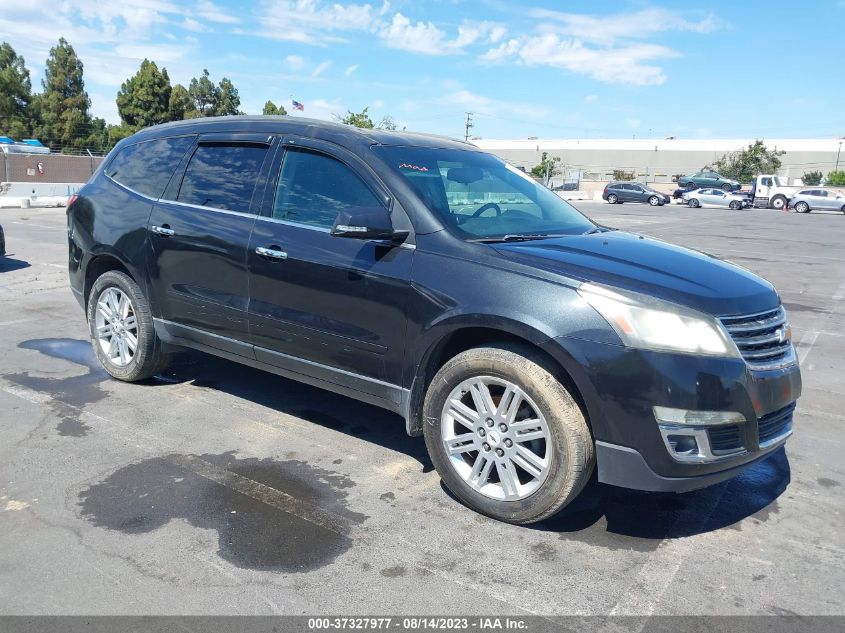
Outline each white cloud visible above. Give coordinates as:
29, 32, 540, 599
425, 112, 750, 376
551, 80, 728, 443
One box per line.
194, 0, 239, 24
478, 8, 723, 86
584, 94, 598, 103
345, 64, 359, 77
286, 55, 306, 70
482, 33, 679, 86
530, 8, 722, 45
259, 0, 377, 43
311, 60, 332, 77
181, 17, 210, 32
379, 14, 506, 55
89, 92, 120, 124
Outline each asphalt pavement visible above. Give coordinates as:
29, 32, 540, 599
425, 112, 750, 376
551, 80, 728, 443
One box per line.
0, 200, 843, 616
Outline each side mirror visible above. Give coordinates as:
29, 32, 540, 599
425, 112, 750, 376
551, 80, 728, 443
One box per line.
331, 206, 409, 243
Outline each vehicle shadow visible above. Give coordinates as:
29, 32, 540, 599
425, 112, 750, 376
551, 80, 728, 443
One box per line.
0, 256, 31, 273
150, 351, 434, 473
533, 447, 790, 546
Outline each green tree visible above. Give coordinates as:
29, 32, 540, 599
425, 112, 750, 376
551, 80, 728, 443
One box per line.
0, 42, 33, 139
262, 100, 287, 116
116, 59, 172, 128
377, 114, 397, 131
338, 106, 374, 128
712, 140, 786, 183
826, 171, 845, 186
85, 117, 109, 152
188, 69, 217, 116
215, 77, 241, 116
40, 38, 92, 150
168, 84, 192, 120
531, 152, 561, 182
106, 123, 137, 146
612, 169, 635, 181
802, 170, 823, 186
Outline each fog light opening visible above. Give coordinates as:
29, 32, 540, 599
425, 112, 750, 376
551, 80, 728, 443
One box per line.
667, 434, 698, 455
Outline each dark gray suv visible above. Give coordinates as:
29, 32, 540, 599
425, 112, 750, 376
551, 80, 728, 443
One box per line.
603, 182, 670, 206
67, 116, 800, 524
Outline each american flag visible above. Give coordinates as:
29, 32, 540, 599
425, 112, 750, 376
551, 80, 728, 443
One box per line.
292, 100, 304, 111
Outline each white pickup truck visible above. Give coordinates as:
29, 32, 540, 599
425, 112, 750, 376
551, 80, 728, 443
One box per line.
748, 175, 799, 210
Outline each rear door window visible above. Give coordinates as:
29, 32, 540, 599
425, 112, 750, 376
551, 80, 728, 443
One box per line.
176, 143, 269, 214
272, 148, 384, 229
105, 136, 195, 199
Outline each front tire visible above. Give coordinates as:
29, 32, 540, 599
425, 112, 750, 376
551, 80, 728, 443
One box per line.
688, 198, 700, 208
794, 201, 810, 213
87, 270, 170, 382
648, 195, 660, 206
422, 344, 594, 524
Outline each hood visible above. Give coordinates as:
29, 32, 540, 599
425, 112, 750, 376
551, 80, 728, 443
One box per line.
494, 231, 778, 316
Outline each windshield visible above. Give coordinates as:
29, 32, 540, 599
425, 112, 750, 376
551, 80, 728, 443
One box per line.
373, 146, 594, 239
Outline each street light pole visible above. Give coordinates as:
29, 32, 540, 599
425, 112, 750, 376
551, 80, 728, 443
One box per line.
836, 141, 842, 172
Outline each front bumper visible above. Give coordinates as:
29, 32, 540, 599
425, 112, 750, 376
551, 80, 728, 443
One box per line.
551, 337, 801, 491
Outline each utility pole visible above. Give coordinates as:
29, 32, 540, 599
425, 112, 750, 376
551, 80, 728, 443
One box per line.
836, 140, 843, 172
464, 112, 474, 141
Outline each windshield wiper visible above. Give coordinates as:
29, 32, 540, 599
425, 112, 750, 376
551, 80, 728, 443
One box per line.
470, 233, 564, 243
582, 226, 615, 235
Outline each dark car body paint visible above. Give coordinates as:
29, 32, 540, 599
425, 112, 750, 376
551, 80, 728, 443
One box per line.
67, 116, 801, 491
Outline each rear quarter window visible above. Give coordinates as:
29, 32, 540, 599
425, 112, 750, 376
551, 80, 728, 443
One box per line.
105, 136, 195, 199
175, 143, 270, 213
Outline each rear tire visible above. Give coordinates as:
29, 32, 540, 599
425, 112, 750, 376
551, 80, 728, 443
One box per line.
688, 198, 700, 208
87, 270, 170, 382
607, 194, 618, 204
422, 344, 594, 525
721, 183, 733, 192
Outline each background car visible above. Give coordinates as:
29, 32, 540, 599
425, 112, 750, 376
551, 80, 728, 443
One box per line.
789, 188, 845, 214
683, 188, 749, 209
602, 182, 670, 206
677, 170, 740, 191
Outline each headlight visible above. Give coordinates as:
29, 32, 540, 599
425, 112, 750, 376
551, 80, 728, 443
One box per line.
578, 283, 740, 358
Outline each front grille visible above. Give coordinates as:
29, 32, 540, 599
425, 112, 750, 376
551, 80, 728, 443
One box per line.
720, 307, 793, 369
757, 403, 795, 446
707, 425, 743, 453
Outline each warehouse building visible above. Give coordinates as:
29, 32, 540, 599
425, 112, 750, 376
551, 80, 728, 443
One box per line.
472, 138, 844, 186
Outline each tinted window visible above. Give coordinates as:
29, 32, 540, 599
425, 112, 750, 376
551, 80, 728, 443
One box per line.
176, 143, 269, 213
272, 149, 383, 229
105, 136, 194, 199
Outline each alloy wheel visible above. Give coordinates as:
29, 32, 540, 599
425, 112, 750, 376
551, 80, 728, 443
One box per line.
94, 287, 138, 367
440, 376, 552, 501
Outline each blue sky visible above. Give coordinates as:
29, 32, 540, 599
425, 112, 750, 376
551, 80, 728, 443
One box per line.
2, 0, 843, 139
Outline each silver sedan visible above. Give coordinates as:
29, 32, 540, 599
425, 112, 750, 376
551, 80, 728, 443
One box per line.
789, 188, 845, 214
682, 188, 748, 210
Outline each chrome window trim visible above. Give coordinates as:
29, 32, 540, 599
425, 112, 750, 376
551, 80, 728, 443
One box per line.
253, 215, 332, 233
106, 174, 258, 218
160, 198, 257, 218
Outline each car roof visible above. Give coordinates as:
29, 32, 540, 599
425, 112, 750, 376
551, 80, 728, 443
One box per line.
128, 115, 477, 153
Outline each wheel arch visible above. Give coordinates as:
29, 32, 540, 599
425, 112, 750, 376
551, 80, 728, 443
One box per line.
82, 249, 142, 310
404, 319, 592, 438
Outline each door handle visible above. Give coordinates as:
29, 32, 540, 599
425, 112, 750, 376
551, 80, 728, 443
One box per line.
255, 246, 288, 260
151, 224, 175, 237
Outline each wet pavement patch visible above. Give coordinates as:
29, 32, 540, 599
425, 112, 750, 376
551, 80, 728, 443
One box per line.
7, 338, 107, 437
78, 452, 367, 572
